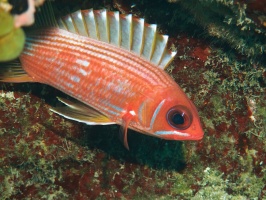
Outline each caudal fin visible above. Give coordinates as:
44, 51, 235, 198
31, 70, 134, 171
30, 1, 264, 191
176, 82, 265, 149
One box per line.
0, 60, 34, 82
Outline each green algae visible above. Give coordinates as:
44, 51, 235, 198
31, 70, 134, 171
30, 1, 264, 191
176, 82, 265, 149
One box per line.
189, 166, 265, 200
0, 8, 25, 62
202, 48, 265, 139
192, 167, 230, 200
0, 168, 17, 199
170, 172, 193, 197
231, 148, 265, 199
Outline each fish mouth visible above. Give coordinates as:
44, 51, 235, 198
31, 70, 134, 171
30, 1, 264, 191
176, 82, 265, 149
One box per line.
188, 134, 204, 140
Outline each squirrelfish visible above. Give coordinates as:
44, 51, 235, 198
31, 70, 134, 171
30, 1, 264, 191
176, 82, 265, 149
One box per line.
0, 3, 204, 149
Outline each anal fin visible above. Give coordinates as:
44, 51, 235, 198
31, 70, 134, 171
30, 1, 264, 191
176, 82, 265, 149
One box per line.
50, 97, 115, 125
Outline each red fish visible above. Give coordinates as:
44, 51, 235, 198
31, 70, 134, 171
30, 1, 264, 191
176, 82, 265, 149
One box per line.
0, 4, 204, 149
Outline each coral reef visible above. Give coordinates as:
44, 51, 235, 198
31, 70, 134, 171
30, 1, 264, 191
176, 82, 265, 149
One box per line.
0, 0, 265, 199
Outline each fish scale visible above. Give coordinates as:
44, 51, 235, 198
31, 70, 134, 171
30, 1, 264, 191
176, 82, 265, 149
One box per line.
24, 31, 175, 83
21, 30, 171, 120
26, 29, 173, 86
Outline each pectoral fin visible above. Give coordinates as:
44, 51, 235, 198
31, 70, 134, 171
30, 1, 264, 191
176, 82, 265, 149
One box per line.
50, 97, 115, 125
119, 111, 135, 150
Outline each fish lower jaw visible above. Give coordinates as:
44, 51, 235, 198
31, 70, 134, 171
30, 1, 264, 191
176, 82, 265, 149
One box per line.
154, 131, 203, 141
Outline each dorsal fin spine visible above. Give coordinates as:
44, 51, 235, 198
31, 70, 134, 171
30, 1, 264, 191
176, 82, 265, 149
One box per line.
150, 26, 158, 61
151, 34, 168, 65
120, 14, 132, 50
70, 13, 79, 34
80, 11, 90, 37
62, 15, 76, 33
94, 9, 109, 43
71, 10, 88, 37
159, 50, 177, 69
132, 17, 144, 56
142, 24, 157, 60
57, 18, 67, 30
82, 9, 98, 40
108, 11, 120, 46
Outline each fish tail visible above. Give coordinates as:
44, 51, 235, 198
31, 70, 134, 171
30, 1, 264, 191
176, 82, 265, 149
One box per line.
0, 59, 34, 82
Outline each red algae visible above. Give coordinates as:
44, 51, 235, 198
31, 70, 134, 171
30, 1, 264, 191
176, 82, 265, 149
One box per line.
190, 46, 210, 63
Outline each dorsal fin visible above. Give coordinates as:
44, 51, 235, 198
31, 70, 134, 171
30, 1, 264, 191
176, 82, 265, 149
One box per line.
35, 2, 176, 69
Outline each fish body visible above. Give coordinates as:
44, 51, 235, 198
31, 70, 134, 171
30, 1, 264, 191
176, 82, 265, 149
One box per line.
1, 6, 204, 148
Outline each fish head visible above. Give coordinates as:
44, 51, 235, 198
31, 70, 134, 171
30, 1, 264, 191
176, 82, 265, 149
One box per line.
147, 87, 204, 141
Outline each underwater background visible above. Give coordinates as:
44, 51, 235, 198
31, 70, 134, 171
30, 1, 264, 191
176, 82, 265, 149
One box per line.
0, 0, 265, 199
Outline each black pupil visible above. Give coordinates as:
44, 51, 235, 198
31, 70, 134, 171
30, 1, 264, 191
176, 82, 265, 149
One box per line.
172, 113, 184, 125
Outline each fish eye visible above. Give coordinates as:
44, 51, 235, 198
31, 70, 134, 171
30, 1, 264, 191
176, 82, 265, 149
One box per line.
166, 105, 192, 130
